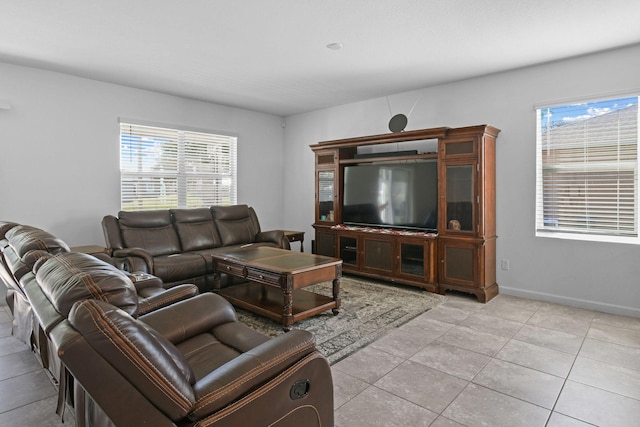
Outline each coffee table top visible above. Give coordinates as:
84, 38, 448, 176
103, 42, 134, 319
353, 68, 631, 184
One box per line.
212, 246, 341, 274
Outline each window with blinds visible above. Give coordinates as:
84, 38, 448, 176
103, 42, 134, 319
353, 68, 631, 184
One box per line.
535, 95, 639, 242
120, 122, 237, 211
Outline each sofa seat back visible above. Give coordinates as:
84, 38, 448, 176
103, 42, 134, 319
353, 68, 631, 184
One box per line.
4, 225, 70, 282
118, 210, 181, 256
35, 252, 139, 318
211, 204, 260, 246
172, 208, 222, 251
69, 299, 197, 422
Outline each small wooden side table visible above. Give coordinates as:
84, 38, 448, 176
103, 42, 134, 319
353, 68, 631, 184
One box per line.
282, 230, 305, 252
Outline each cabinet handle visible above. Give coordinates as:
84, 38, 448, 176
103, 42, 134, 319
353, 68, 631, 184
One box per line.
259, 274, 264, 279
226, 266, 231, 270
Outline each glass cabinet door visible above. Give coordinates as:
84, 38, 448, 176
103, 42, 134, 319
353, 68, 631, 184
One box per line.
317, 170, 335, 222
399, 242, 425, 277
445, 164, 474, 232
339, 236, 358, 266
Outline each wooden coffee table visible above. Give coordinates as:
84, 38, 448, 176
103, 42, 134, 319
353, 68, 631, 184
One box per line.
212, 246, 342, 331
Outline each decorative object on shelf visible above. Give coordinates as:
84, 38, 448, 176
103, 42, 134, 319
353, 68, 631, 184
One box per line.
235, 276, 446, 364
385, 93, 423, 133
388, 113, 408, 132
448, 219, 461, 230
332, 223, 437, 238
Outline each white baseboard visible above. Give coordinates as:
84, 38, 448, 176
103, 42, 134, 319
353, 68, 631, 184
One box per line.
499, 286, 640, 319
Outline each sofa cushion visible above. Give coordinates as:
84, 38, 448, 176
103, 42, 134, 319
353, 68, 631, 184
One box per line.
69, 299, 196, 421
171, 208, 222, 252
152, 253, 207, 284
118, 210, 181, 256
36, 252, 139, 317
211, 205, 259, 247
0, 221, 19, 241
6, 225, 70, 258
3, 226, 69, 282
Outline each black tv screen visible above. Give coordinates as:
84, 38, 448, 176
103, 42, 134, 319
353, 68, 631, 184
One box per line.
342, 160, 438, 232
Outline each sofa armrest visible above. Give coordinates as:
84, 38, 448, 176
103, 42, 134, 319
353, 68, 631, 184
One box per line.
139, 293, 237, 344
189, 330, 316, 419
112, 247, 154, 273
128, 272, 163, 290
136, 284, 199, 316
255, 230, 290, 250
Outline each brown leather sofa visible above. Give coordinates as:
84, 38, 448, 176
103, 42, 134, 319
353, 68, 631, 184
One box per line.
102, 205, 290, 292
32, 252, 333, 426
0, 222, 199, 385
0, 223, 71, 352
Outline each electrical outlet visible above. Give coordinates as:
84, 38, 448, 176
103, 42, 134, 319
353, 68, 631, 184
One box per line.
500, 259, 510, 270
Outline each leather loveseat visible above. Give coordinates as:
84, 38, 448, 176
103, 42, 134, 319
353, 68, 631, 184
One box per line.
32, 251, 333, 426
102, 205, 290, 292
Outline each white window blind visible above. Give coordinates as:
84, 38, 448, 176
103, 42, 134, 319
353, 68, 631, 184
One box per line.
535, 96, 639, 240
120, 122, 237, 211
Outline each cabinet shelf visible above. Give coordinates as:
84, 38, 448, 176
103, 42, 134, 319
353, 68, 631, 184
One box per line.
339, 152, 438, 165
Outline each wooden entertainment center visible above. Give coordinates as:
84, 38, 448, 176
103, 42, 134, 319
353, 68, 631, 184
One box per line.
311, 125, 500, 302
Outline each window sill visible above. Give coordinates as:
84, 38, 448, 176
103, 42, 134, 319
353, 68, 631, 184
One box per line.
535, 230, 640, 245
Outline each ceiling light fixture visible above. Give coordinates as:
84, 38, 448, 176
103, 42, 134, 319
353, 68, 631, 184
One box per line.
326, 42, 343, 50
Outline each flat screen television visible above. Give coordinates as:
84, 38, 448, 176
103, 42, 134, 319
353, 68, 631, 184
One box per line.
342, 160, 438, 232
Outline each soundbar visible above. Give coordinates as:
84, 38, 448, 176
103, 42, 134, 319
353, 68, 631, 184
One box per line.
354, 150, 419, 159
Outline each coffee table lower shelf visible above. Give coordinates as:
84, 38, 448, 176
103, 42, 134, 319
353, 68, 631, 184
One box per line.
217, 282, 337, 329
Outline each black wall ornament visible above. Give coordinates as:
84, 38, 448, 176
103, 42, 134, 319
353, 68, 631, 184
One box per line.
386, 94, 423, 133
388, 113, 408, 132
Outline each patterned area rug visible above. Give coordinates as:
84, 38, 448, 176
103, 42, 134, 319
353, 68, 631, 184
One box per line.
235, 275, 447, 364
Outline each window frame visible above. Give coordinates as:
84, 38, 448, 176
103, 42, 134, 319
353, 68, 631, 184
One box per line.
534, 94, 639, 244
119, 120, 237, 211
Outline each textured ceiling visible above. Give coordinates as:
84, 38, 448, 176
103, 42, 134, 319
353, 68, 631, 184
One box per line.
2, 0, 640, 116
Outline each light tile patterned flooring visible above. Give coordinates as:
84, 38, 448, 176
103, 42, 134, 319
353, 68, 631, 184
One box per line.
1, 292, 640, 426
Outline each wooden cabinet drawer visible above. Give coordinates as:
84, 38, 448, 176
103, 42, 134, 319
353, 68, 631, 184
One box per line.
247, 268, 282, 285
217, 261, 247, 278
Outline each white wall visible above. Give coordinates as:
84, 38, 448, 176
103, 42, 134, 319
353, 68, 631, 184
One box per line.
0, 62, 285, 246
283, 44, 640, 317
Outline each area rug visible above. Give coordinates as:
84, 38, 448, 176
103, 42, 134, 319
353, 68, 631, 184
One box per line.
235, 276, 447, 364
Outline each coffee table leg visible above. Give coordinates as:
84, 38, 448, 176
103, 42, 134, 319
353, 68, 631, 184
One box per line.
332, 276, 341, 315
282, 279, 293, 332
213, 271, 221, 291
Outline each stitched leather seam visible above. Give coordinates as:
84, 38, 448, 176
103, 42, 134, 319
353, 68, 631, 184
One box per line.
137, 287, 195, 315
181, 339, 220, 359
56, 256, 106, 302
195, 352, 321, 426
192, 339, 314, 412
82, 301, 192, 412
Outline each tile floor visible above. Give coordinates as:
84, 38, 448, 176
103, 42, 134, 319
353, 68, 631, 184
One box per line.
1, 292, 640, 426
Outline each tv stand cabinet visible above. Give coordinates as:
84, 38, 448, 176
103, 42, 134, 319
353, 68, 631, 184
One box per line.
332, 226, 437, 292
311, 125, 500, 303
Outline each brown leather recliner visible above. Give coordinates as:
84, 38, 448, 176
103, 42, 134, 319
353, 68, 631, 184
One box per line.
24, 251, 198, 383
0, 221, 23, 314
90, 252, 199, 316
36, 253, 333, 426
102, 205, 290, 292
0, 223, 70, 356
0, 222, 199, 389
